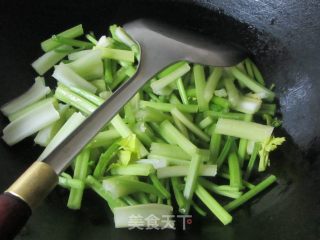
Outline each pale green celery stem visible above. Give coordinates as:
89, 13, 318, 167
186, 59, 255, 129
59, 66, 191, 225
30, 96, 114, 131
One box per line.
171, 108, 210, 142
111, 163, 155, 176
244, 58, 254, 78
219, 172, 255, 190
204, 67, 223, 102
245, 142, 260, 179
250, 60, 265, 85
199, 178, 242, 199
37, 112, 86, 160
193, 64, 208, 111
171, 177, 186, 213
150, 142, 189, 159
68, 86, 104, 106
32, 45, 72, 75
2, 100, 60, 146
147, 154, 190, 166
228, 152, 243, 189
172, 114, 189, 138
140, 100, 198, 113
199, 116, 213, 129
209, 124, 221, 164
238, 114, 253, 166
121, 196, 138, 206
41, 24, 84, 52
58, 176, 84, 189
195, 184, 233, 225
157, 165, 217, 179
68, 50, 92, 61
215, 118, 274, 142
136, 107, 170, 122
1, 77, 51, 116
176, 78, 189, 104
92, 79, 106, 93
98, 47, 135, 62
90, 129, 121, 148
150, 174, 171, 198
137, 159, 168, 169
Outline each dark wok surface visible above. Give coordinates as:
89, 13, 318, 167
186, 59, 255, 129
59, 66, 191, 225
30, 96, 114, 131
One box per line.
0, 0, 320, 239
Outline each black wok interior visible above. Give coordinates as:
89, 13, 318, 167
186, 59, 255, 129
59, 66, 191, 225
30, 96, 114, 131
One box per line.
0, 0, 320, 239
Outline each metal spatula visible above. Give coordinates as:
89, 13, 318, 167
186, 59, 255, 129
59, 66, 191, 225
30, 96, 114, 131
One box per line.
0, 19, 245, 239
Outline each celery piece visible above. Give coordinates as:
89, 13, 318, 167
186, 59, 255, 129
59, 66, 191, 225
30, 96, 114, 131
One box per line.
140, 101, 198, 113
199, 116, 213, 129
186, 88, 196, 98
244, 58, 254, 79
99, 91, 112, 100
52, 64, 97, 93
113, 204, 173, 228
228, 152, 243, 189
151, 63, 190, 93
229, 67, 274, 100
171, 177, 186, 213
216, 136, 235, 168
135, 192, 150, 204
85, 33, 98, 45
238, 114, 253, 166
150, 173, 171, 198
114, 26, 136, 48
157, 165, 216, 179
245, 142, 260, 179
67, 50, 103, 80
37, 112, 86, 160
171, 108, 210, 142
209, 125, 222, 164
90, 129, 121, 148
86, 175, 127, 211
258, 103, 276, 116
250, 60, 265, 85
98, 47, 135, 62
1, 77, 51, 116
92, 79, 107, 93
2, 100, 59, 146
224, 175, 277, 212
219, 172, 255, 190
110, 163, 155, 176
193, 64, 208, 111
32, 45, 72, 75
137, 159, 168, 169
122, 196, 138, 206
103, 59, 113, 84
67, 149, 90, 209
136, 107, 170, 122
97, 36, 114, 48
52, 35, 93, 49
177, 78, 189, 104
204, 67, 223, 102
58, 176, 84, 189
159, 120, 198, 156
214, 88, 228, 98
204, 110, 246, 120
212, 96, 230, 109
68, 86, 104, 106
199, 178, 242, 199
147, 154, 190, 166
55, 84, 97, 115
172, 114, 189, 138
41, 24, 84, 52
103, 177, 163, 198
68, 49, 92, 60
110, 66, 129, 90
215, 118, 274, 142
195, 184, 233, 225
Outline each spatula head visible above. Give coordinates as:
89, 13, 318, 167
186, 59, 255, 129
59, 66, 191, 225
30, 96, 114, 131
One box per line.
124, 19, 246, 67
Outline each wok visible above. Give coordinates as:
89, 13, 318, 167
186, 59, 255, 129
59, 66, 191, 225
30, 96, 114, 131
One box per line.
0, 0, 319, 239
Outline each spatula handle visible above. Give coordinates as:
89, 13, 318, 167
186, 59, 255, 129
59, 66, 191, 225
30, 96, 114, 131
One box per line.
0, 193, 31, 240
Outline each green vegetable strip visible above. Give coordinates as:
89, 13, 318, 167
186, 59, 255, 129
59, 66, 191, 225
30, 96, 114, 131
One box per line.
104, 59, 113, 84
150, 173, 171, 198
171, 108, 210, 142
85, 34, 98, 44
229, 67, 274, 100
99, 47, 135, 62
244, 59, 254, 79
171, 177, 186, 213
238, 114, 253, 166
159, 120, 198, 156
215, 118, 274, 142
58, 176, 84, 189
228, 152, 243, 189
111, 163, 155, 176
176, 78, 189, 104
204, 111, 246, 120
67, 149, 90, 209
135, 192, 150, 204
150, 142, 190, 159
69, 86, 104, 106
193, 64, 208, 111
157, 61, 187, 78
136, 107, 170, 122
191, 200, 207, 217
199, 178, 242, 199
204, 67, 223, 102
224, 175, 277, 212
250, 60, 265, 85
172, 114, 189, 138
157, 165, 216, 179
93, 142, 120, 178
258, 103, 276, 116
212, 96, 230, 109
216, 136, 235, 168
52, 35, 94, 49
195, 184, 233, 225
219, 172, 255, 190
41, 24, 84, 52
183, 154, 202, 213
140, 101, 198, 113
210, 125, 222, 164
121, 196, 138, 206
86, 175, 127, 211
245, 142, 260, 179
186, 88, 196, 98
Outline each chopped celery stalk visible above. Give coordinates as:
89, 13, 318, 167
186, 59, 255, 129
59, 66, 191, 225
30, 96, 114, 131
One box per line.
224, 77, 240, 106
67, 149, 90, 209
58, 176, 84, 189
199, 116, 213, 129
85, 34, 98, 44
219, 172, 255, 190
90, 129, 121, 148
214, 88, 228, 98
113, 204, 173, 228
171, 108, 210, 142
193, 64, 208, 111
177, 78, 189, 104
216, 136, 235, 168
52, 35, 93, 49
150, 174, 171, 198
137, 159, 168, 169
159, 120, 198, 156
110, 163, 155, 176
102, 177, 163, 198
171, 177, 186, 213
136, 107, 170, 122
250, 60, 265, 85
229, 67, 274, 100
147, 154, 190, 166
245, 142, 260, 179
215, 118, 274, 142
212, 96, 230, 109
151, 63, 190, 93
55, 84, 97, 115
228, 152, 243, 189
140, 101, 198, 113
157, 164, 216, 179
122, 196, 138, 206
244, 58, 254, 78
204, 110, 246, 120
37, 112, 85, 160
97, 36, 113, 48
93, 142, 120, 178
224, 175, 277, 212
67, 50, 103, 80
68, 49, 92, 60
195, 184, 233, 225
8, 97, 55, 122
135, 192, 150, 204
68, 86, 104, 106
186, 88, 196, 97
86, 175, 127, 211
99, 91, 112, 100
103, 59, 113, 84
2, 100, 59, 145
183, 154, 202, 213
98, 47, 135, 62
114, 27, 136, 47
199, 178, 242, 199
172, 114, 189, 138
111, 115, 148, 157
32, 45, 72, 75
52, 64, 97, 93
41, 24, 84, 52
1, 77, 51, 116
157, 61, 186, 78
238, 114, 253, 166
258, 103, 276, 116
92, 79, 107, 93
204, 67, 223, 102
209, 126, 222, 164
